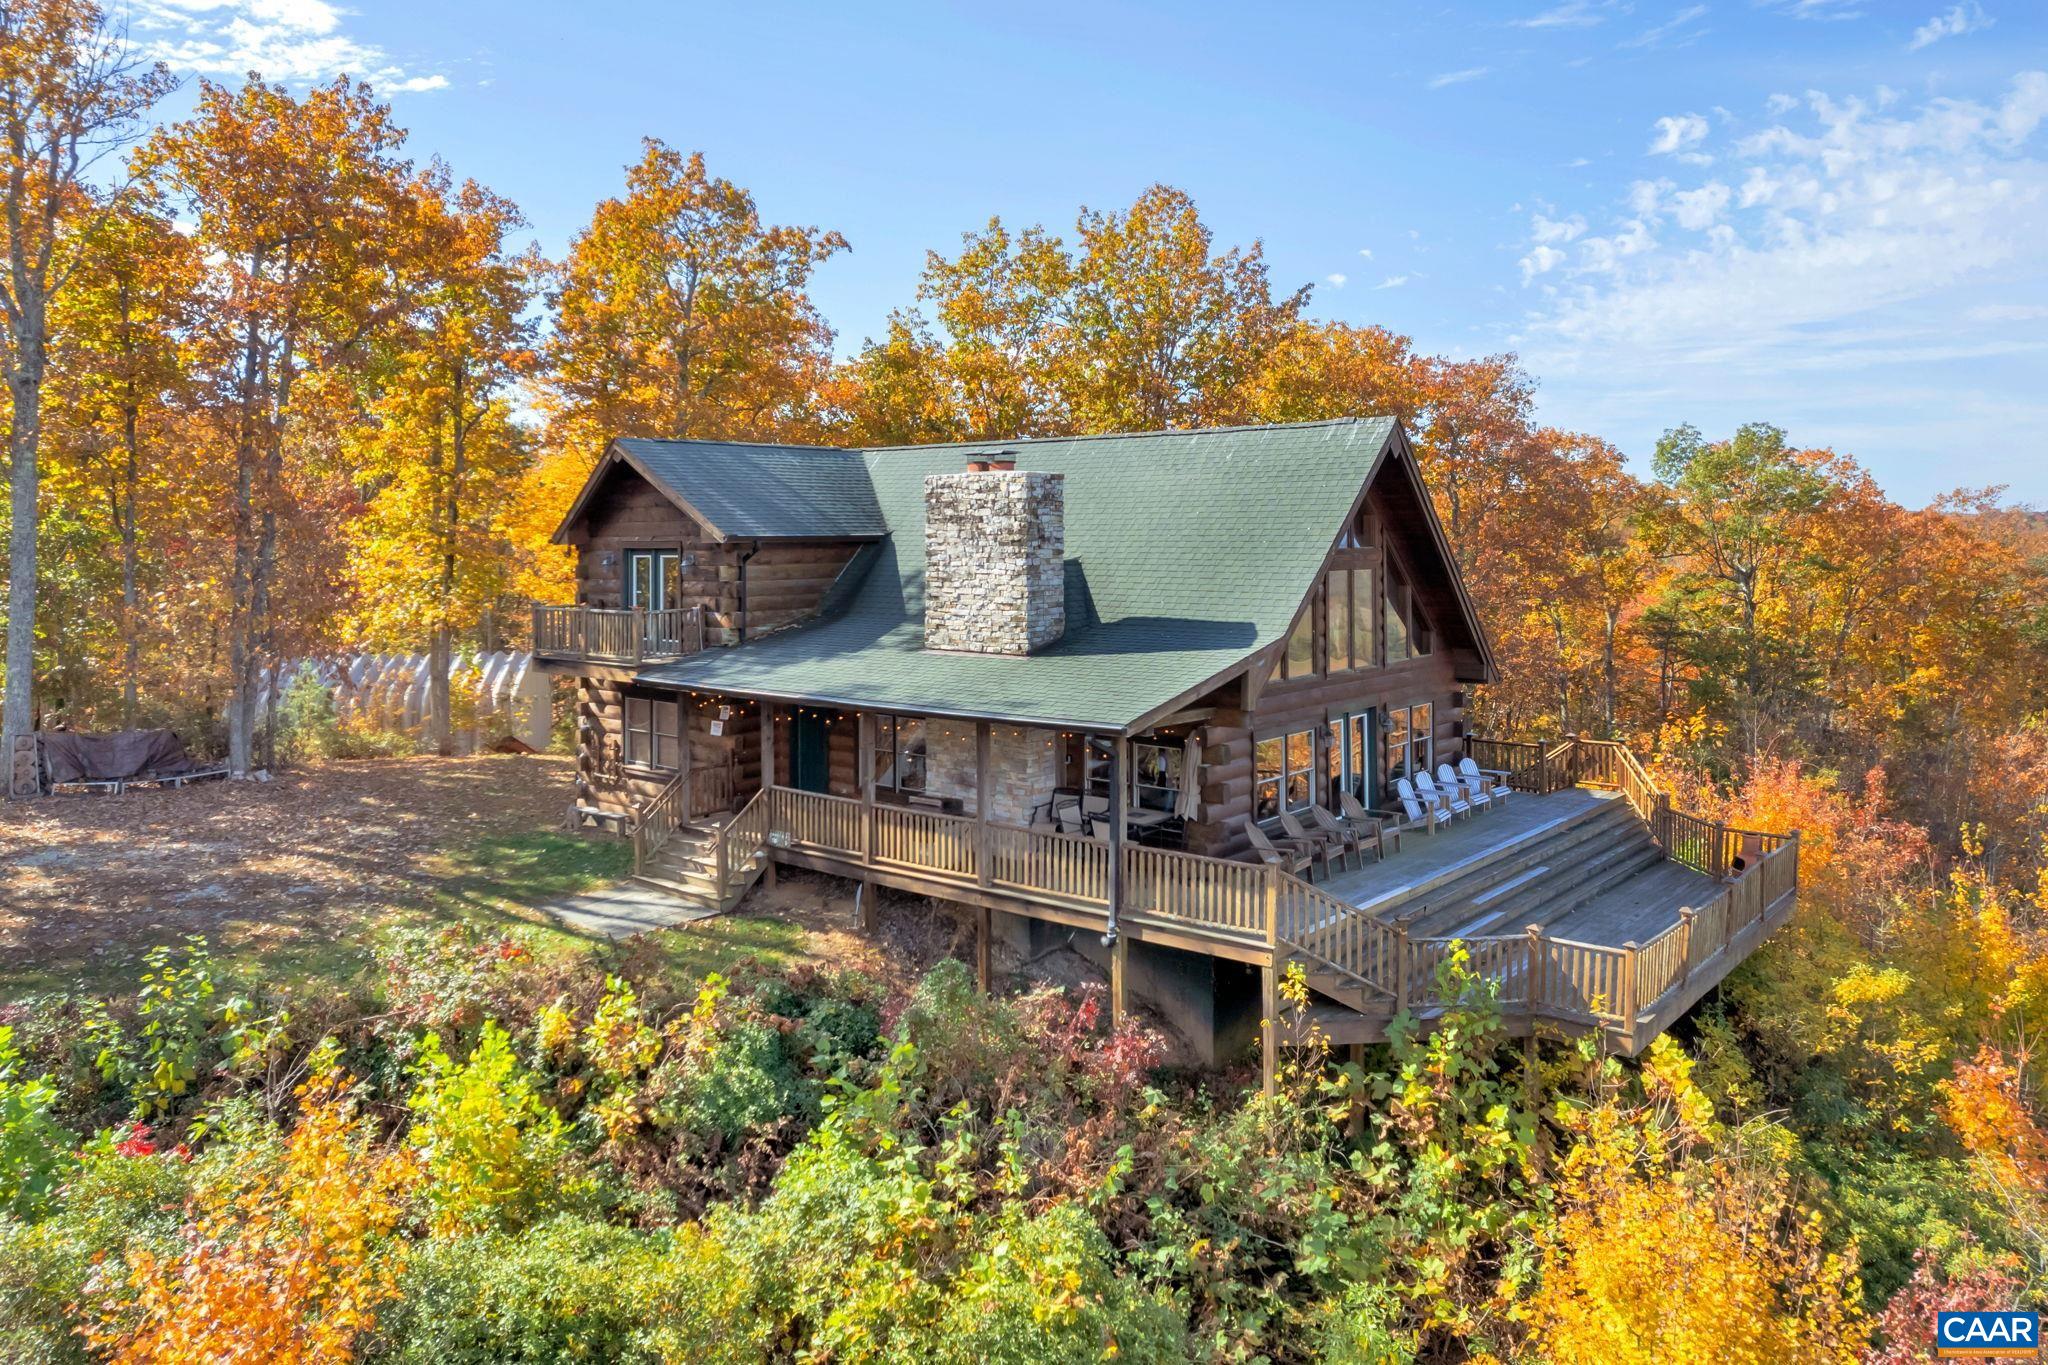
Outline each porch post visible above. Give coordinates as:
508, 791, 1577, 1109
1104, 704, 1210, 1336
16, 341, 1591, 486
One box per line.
977, 904, 993, 993
1106, 735, 1127, 937
1260, 964, 1278, 1098
975, 721, 993, 889
1110, 932, 1128, 1026
857, 712, 876, 931
761, 704, 779, 889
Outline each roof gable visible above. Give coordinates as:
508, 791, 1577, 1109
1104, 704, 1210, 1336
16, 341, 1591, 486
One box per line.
553, 438, 888, 544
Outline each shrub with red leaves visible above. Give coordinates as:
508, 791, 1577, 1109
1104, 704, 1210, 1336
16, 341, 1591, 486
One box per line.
1863, 1250, 2025, 1364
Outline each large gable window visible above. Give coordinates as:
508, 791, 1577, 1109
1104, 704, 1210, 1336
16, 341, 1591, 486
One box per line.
1327, 567, 1375, 672
1384, 566, 1433, 664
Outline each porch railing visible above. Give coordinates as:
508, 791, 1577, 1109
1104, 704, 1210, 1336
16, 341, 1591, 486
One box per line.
750, 727, 1801, 1049
633, 769, 689, 877
532, 604, 704, 665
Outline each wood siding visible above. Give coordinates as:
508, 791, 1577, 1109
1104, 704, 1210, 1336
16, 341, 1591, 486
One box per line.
564, 465, 862, 649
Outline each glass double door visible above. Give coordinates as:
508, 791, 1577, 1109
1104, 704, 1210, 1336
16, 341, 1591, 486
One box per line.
1326, 710, 1378, 809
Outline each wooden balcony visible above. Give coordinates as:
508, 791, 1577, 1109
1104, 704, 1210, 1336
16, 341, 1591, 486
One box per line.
531, 604, 704, 666
670, 731, 1799, 1087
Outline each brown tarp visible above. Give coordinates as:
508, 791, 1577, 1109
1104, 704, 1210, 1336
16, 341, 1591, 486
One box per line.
39, 729, 200, 784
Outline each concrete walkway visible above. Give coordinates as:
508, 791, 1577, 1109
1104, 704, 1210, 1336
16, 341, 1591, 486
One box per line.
539, 881, 714, 940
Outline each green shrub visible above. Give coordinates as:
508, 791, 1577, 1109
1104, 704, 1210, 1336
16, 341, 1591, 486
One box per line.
1309, 1280, 1420, 1364
408, 1023, 593, 1233
658, 1018, 813, 1144
0, 1134, 196, 1364
279, 667, 417, 761
0, 1027, 76, 1219
77, 937, 274, 1121
375, 1215, 668, 1363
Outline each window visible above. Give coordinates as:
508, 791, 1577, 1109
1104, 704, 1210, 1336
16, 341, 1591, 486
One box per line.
1132, 742, 1184, 813
623, 693, 682, 771
625, 549, 682, 611
1383, 566, 1433, 664
1281, 606, 1315, 681
1385, 702, 1433, 795
1326, 567, 1376, 672
1256, 728, 1317, 822
876, 715, 926, 793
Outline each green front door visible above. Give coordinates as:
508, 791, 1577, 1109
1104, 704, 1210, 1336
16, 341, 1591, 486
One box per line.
793, 713, 830, 794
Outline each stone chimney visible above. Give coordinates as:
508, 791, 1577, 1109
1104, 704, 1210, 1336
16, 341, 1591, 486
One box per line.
923, 460, 1065, 654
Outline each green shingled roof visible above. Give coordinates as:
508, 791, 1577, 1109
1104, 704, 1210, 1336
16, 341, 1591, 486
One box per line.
635, 419, 1401, 732
605, 439, 888, 541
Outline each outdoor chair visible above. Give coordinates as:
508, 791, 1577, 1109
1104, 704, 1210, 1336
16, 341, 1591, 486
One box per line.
1340, 790, 1404, 857
1440, 761, 1493, 812
1309, 804, 1370, 870
1458, 756, 1512, 805
1415, 769, 1473, 820
1246, 820, 1317, 879
1277, 806, 1345, 874
1394, 776, 1455, 832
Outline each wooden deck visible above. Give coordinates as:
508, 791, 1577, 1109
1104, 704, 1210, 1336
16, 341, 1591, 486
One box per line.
659, 735, 1799, 1082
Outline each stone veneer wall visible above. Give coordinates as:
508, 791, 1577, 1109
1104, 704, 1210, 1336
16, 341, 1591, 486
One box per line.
922, 469, 1065, 654
924, 722, 1062, 824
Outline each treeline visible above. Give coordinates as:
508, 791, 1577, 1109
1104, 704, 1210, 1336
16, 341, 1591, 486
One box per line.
3, 0, 2045, 828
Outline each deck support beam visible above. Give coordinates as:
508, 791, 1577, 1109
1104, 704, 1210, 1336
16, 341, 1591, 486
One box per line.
1260, 964, 1278, 1098
1109, 931, 1128, 1025
977, 904, 993, 992
761, 704, 778, 889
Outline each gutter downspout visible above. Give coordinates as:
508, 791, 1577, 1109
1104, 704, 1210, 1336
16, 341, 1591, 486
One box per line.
736, 540, 762, 643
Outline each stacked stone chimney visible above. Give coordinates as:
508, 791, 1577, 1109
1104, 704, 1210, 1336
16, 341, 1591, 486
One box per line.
922, 460, 1065, 654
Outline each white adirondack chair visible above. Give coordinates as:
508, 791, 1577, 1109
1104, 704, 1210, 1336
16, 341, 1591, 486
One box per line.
1415, 769, 1473, 820
1441, 762, 1492, 812
1459, 756, 1510, 806
1395, 776, 1452, 832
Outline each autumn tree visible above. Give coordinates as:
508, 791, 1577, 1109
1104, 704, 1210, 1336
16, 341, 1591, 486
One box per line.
0, 0, 169, 793
541, 140, 846, 452
347, 172, 536, 754
139, 77, 435, 774
839, 184, 1308, 442
42, 194, 200, 724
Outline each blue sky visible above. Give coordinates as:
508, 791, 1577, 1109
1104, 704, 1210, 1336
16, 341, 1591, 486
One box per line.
118, 0, 2047, 504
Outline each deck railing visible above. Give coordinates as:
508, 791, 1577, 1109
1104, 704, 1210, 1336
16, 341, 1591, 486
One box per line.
750, 734, 1799, 1049
633, 770, 689, 876
532, 603, 704, 665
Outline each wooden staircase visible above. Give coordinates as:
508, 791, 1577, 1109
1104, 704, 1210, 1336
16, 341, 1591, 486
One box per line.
630, 817, 768, 914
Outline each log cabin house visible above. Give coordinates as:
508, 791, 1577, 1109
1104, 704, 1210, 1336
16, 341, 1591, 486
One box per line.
538, 419, 1800, 1084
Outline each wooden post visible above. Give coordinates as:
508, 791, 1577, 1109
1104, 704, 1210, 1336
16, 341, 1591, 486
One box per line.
976, 721, 993, 889
760, 705, 779, 889
1109, 932, 1128, 1026
1652, 791, 1671, 854
1394, 922, 1410, 1010
1260, 964, 1278, 1099
1678, 908, 1696, 986
632, 604, 647, 663
1263, 861, 1280, 952
1346, 1043, 1366, 1141
1106, 735, 1126, 938
857, 712, 876, 866
1621, 940, 1640, 1039
978, 904, 993, 993
1525, 923, 1545, 1011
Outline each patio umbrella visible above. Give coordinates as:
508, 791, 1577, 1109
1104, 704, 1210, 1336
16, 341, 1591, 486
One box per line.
1176, 735, 1203, 820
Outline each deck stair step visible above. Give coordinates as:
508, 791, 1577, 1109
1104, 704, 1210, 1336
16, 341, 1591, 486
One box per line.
1377, 802, 1637, 925
1387, 807, 1648, 933
1410, 835, 1663, 939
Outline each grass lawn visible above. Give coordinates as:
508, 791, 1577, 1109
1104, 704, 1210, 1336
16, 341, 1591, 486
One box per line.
0, 754, 828, 1001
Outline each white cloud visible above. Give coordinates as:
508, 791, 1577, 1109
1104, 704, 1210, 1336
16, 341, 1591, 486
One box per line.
1669, 181, 1732, 228
1532, 211, 1589, 243
1326, 272, 1348, 288
1375, 274, 1412, 290
1358, 247, 1374, 259
1649, 111, 1711, 156
1513, 0, 1616, 28
123, 0, 448, 91
1766, 92, 1800, 115
1768, 0, 1866, 19
1511, 70, 2048, 499
1908, 2, 1993, 50
1428, 66, 1492, 89
1621, 4, 1710, 49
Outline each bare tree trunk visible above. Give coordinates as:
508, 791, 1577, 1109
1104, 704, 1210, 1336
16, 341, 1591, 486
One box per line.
120, 396, 139, 726
4, 326, 46, 796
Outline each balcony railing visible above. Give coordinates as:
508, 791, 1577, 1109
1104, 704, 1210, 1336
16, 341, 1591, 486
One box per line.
531, 604, 704, 666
